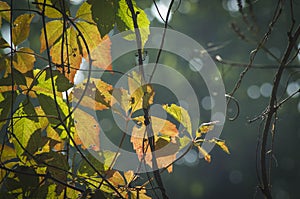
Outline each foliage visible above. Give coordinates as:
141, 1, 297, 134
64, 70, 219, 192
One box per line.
0, 0, 229, 198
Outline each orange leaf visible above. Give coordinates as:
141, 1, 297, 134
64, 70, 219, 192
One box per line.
197, 146, 211, 163
74, 108, 100, 151
73, 78, 113, 111
90, 35, 112, 71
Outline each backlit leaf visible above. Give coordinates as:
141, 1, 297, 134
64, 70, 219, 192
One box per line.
131, 116, 179, 172
13, 47, 36, 73
50, 27, 82, 82
117, 0, 150, 48
73, 78, 113, 111
212, 138, 230, 154
163, 104, 192, 136
0, 37, 9, 48
35, 0, 63, 18
76, 1, 94, 24
40, 20, 63, 53
12, 14, 34, 46
89, 35, 112, 71
197, 146, 211, 163
196, 121, 219, 138
74, 108, 100, 151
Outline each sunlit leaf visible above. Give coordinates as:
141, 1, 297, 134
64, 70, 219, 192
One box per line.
12, 14, 34, 46
13, 47, 36, 73
10, 106, 41, 157
196, 121, 219, 138
40, 20, 63, 53
212, 138, 230, 154
76, 1, 94, 24
197, 146, 211, 163
163, 104, 192, 136
37, 93, 69, 126
74, 108, 100, 151
89, 35, 112, 71
35, 0, 63, 18
117, 0, 150, 48
73, 78, 113, 111
50, 27, 82, 82
131, 116, 179, 172
46, 125, 64, 151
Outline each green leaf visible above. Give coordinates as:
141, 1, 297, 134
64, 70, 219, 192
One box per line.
117, 0, 150, 48
12, 14, 35, 46
88, 0, 117, 36
13, 47, 36, 73
163, 104, 192, 137
0, 92, 14, 129
37, 93, 69, 126
40, 20, 63, 53
10, 105, 41, 157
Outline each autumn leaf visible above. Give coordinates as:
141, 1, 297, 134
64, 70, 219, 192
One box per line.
212, 138, 230, 154
163, 104, 192, 136
196, 121, 219, 138
0, 1, 11, 28
50, 27, 81, 82
131, 116, 179, 172
40, 20, 63, 53
12, 14, 34, 46
35, 0, 63, 19
73, 108, 100, 151
197, 146, 211, 163
73, 78, 113, 111
13, 47, 36, 73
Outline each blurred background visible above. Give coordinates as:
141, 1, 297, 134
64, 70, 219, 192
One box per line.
2, 0, 299, 198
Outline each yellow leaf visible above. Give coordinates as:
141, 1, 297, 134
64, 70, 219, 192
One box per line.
12, 14, 34, 46
40, 20, 63, 53
163, 104, 192, 136
50, 28, 82, 82
77, 21, 102, 58
13, 47, 36, 73
73, 78, 113, 111
197, 146, 211, 163
0, 1, 11, 28
196, 121, 219, 137
76, 1, 94, 24
74, 108, 100, 151
35, 0, 63, 19
213, 138, 230, 154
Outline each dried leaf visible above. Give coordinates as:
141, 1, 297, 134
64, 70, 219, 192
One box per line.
212, 138, 230, 154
